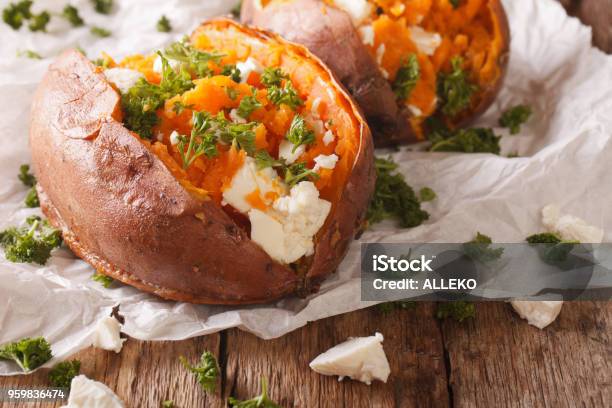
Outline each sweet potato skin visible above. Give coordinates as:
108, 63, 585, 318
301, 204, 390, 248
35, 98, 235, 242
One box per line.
29, 20, 375, 304
241, 0, 511, 146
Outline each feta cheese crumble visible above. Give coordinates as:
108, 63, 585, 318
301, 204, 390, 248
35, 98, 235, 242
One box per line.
409, 26, 442, 56
249, 181, 332, 264
313, 154, 339, 171
359, 25, 375, 47
322, 130, 335, 146
236, 57, 263, 83
333, 0, 374, 25
91, 316, 126, 353
103, 68, 144, 94
510, 301, 563, 329
309, 332, 391, 385
61, 375, 124, 408
278, 140, 306, 165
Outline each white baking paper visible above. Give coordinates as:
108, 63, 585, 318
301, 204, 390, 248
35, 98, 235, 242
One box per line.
0, 0, 611, 375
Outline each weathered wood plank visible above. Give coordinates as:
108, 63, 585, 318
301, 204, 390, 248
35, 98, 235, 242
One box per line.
224, 304, 449, 408
442, 302, 612, 408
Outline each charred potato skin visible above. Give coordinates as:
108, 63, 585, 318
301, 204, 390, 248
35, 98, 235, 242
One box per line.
29, 20, 375, 305
241, 0, 511, 146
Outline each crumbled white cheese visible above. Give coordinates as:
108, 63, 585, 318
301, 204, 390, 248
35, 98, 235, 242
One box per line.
380, 68, 389, 79
60, 375, 124, 408
408, 105, 423, 117
311, 97, 323, 118
237, 57, 263, 83
91, 316, 126, 353
169, 130, 180, 146
309, 332, 391, 385
229, 108, 247, 124
541, 204, 604, 243
222, 157, 287, 214
152, 55, 182, 74
314, 154, 339, 171
103, 68, 144, 94
278, 140, 306, 165
309, 118, 325, 135
323, 130, 335, 146
359, 25, 375, 47
375, 44, 386, 67
249, 181, 331, 264
510, 301, 563, 329
333, 0, 374, 25
409, 26, 442, 56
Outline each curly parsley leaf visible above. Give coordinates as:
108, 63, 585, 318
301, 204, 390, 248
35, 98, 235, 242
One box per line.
180, 351, 219, 393
163, 39, 224, 78
437, 57, 477, 117
90, 26, 111, 37
436, 301, 475, 322
49, 360, 81, 388
156, 15, 172, 32
237, 95, 262, 119
367, 157, 429, 228
261, 67, 288, 88
254, 151, 318, 187
62, 5, 84, 27
25, 186, 39, 208
499, 104, 532, 135
267, 81, 303, 110
526, 232, 576, 264
2, 0, 32, 30
28, 10, 50, 32
92, 0, 113, 15
463, 232, 504, 262
0, 337, 52, 372
92, 272, 114, 288
526, 232, 562, 244
393, 54, 420, 100
18, 164, 36, 187
222, 64, 241, 83
286, 114, 315, 153
0, 216, 62, 265
419, 187, 436, 202
228, 377, 281, 408
427, 118, 501, 154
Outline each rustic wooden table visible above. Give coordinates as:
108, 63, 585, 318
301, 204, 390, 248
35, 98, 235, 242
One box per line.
2, 1, 612, 407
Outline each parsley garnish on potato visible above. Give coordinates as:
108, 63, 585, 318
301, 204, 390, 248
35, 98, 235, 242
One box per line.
92, 0, 113, 15
49, 360, 81, 388
419, 187, 436, 202
229, 377, 281, 408
180, 351, 219, 393
428, 124, 501, 154
526, 232, 577, 264
0, 337, 52, 372
261, 67, 288, 88
163, 39, 225, 78
267, 80, 303, 110
0, 216, 62, 265
437, 57, 477, 117
62, 5, 84, 27
238, 95, 263, 119
286, 114, 315, 152
436, 301, 475, 322
222, 64, 241, 83
393, 54, 420, 100
366, 157, 429, 228
254, 151, 319, 187
499, 104, 532, 135
157, 15, 172, 33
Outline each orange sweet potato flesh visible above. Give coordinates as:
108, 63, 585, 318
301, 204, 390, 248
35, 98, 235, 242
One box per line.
241, 0, 510, 146
29, 19, 375, 304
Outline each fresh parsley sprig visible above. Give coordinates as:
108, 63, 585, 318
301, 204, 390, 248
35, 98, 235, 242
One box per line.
163, 39, 225, 78
393, 54, 420, 100
261, 67, 288, 88
237, 95, 262, 119
286, 114, 315, 153
254, 151, 319, 187
437, 57, 477, 117
49, 360, 81, 388
0, 216, 62, 265
180, 351, 219, 393
0, 337, 53, 372
62, 5, 84, 27
499, 104, 532, 135
463, 232, 504, 262
228, 377, 281, 408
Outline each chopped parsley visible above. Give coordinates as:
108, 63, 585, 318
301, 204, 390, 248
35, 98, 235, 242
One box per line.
437, 57, 477, 117
419, 187, 436, 202
157, 15, 172, 33
436, 301, 475, 322
222, 64, 241, 83
526, 232, 577, 264
366, 157, 429, 228
229, 377, 281, 408
219, 122, 257, 155
92, 272, 114, 288
90, 26, 111, 38
261, 67, 288, 88
499, 104, 532, 135
2, 0, 32, 30
17, 49, 41, 59
49, 360, 81, 388
286, 114, 315, 152
0, 216, 62, 265
163, 39, 224, 78
427, 118, 501, 154
180, 351, 219, 393
62, 5, 84, 27
172, 100, 193, 115
267, 81, 303, 110
18, 164, 36, 187
393, 54, 420, 100
25, 187, 39, 208
463, 232, 504, 262
237, 95, 262, 119
122, 53, 194, 138
526, 232, 562, 244
28, 10, 50, 32
0, 336, 52, 372
92, 0, 113, 15
254, 151, 319, 187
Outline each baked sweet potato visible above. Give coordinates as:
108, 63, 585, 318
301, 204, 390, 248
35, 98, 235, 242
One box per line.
241, 0, 510, 145
30, 19, 375, 304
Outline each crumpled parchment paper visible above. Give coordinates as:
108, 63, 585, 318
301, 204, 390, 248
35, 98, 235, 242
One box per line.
1, 0, 611, 375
